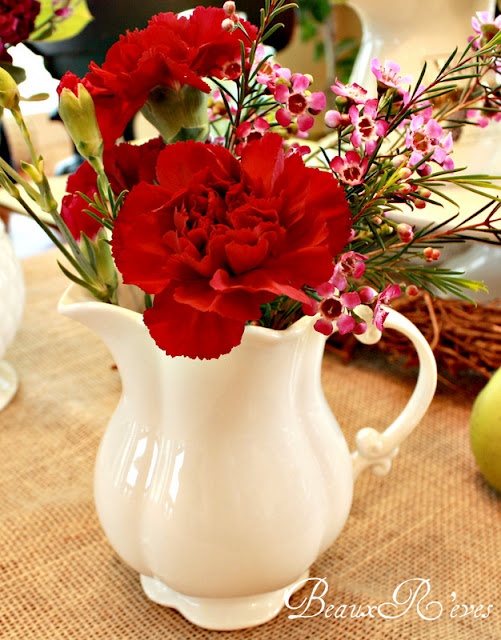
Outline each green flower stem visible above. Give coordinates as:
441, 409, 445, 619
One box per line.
96, 171, 115, 218
10, 106, 40, 167
359, 204, 500, 299
0, 155, 40, 204
0, 105, 116, 302
226, 0, 298, 152
4, 187, 112, 299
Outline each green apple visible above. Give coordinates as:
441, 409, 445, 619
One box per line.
470, 367, 501, 493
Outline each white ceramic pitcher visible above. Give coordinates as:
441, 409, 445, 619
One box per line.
59, 283, 437, 630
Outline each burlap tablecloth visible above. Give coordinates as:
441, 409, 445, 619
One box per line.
1, 250, 500, 640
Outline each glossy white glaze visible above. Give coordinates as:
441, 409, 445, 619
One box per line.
59, 283, 437, 629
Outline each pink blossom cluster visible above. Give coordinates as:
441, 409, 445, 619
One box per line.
466, 12, 501, 126
257, 62, 326, 135
305, 251, 402, 337
471, 10, 501, 52
324, 60, 455, 199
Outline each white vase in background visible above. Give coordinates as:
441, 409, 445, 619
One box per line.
346, 0, 496, 98
0, 219, 25, 411
345, 0, 501, 301
59, 283, 437, 631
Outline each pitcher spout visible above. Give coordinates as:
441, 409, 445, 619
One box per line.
58, 283, 148, 354
58, 284, 163, 415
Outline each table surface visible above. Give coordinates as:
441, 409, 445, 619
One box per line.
1, 250, 500, 640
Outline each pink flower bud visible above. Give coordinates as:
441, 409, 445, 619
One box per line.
417, 163, 432, 177
396, 183, 412, 196
358, 286, 377, 303
397, 222, 414, 243
392, 154, 408, 169
221, 17, 235, 31
324, 110, 342, 128
418, 187, 431, 199
406, 284, 419, 296
397, 167, 412, 180
423, 247, 440, 262
223, 1, 236, 14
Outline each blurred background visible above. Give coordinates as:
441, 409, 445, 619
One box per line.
1, 2, 361, 173
3, 1, 500, 258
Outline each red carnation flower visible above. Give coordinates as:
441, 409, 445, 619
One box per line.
0, 0, 40, 62
104, 136, 165, 194
57, 7, 258, 145
61, 161, 101, 240
61, 137, 165, 240
111, 133, 352, 359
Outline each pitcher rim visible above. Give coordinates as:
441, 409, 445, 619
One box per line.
58, 283, 331, 345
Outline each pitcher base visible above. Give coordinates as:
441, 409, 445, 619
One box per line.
139, 570, 309, 630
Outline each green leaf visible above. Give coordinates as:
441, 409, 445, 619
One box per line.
170, 126, 207, 143
56, 260, 104, 298
0, 63, 26, 85
80, 233, 98, 272
21, 93, 50, 102
30, 0, 93, 43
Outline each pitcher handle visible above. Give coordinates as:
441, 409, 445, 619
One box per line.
351, 307, 437, 480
